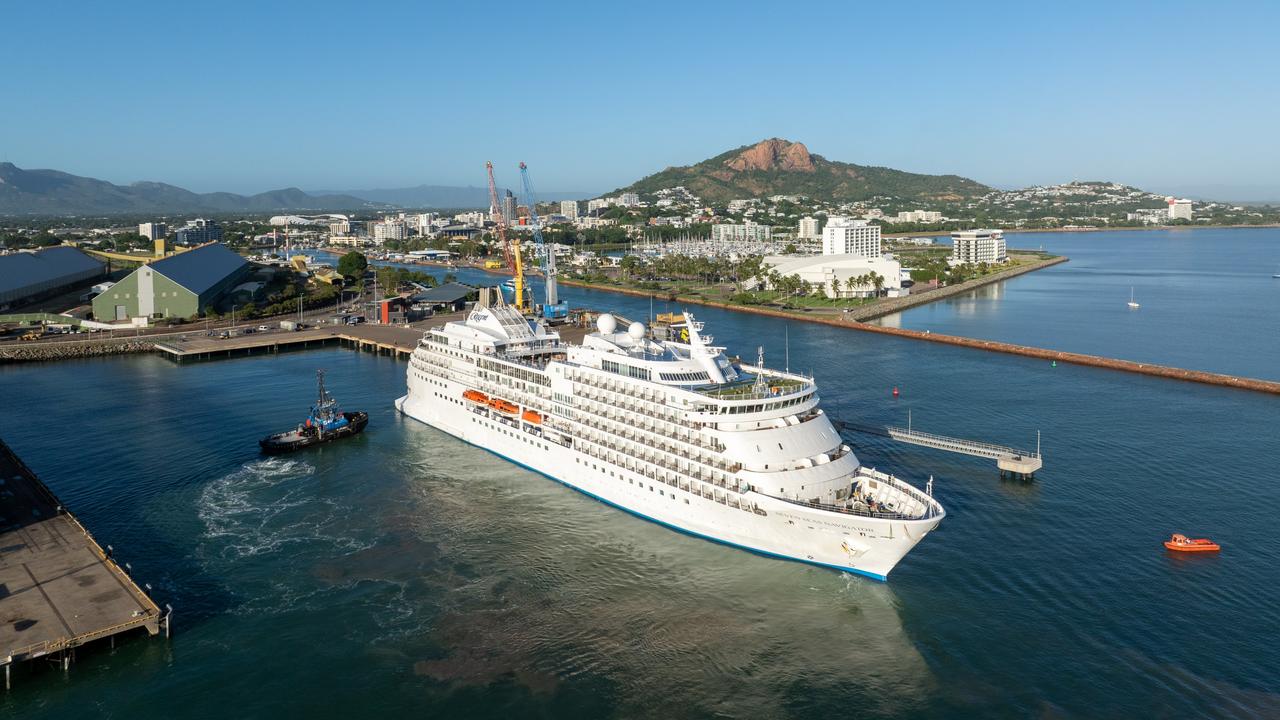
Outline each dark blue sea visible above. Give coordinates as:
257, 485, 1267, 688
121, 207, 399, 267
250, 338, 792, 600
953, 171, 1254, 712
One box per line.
2, 229, 1278, 718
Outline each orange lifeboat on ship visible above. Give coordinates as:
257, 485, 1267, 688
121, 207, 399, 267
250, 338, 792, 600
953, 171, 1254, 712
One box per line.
488, 398, 518, 414
522, 409, 542, 425
463, 390, 488, 404
1164, 534, 1221, 552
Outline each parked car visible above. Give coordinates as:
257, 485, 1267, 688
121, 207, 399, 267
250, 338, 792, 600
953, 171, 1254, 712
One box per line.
257, 325, 270, 331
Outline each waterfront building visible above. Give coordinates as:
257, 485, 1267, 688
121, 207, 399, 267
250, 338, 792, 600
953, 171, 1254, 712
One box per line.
890, 236, 935, 246
173, 219, 223, 245
138, 222, 167, 241
329, 235, 370, 247
757, 254, 905, 298
949, 229, 1007, 265
1168, 197, 1193, 221
398, 305, 943, 580
373, 220, 408, 243
798, 216, 820, 239
91, 243, 249, 321
412, 213, 436, 235
0, 246, 106, 311
455, 211, 488, 227
560, 200, 579, 219
1126, 208, 1168, 224
329, 219, 351, 236
711, 222, 772, 243
894, 210, 943, 223
822, 217, 881, 257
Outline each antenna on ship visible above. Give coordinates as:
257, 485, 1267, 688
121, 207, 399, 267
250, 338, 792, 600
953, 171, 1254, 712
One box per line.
755, 346, 767, 393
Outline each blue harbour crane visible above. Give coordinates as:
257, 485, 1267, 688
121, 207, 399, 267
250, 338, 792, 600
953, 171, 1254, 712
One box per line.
519, 162, 568, 322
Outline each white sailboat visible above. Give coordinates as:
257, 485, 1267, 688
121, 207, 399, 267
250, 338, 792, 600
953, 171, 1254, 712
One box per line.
1127, 287, 1140, 309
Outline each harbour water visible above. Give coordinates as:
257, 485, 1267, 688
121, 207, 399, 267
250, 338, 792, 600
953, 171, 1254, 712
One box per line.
3, 230, 1279, 717
877, 227, 1280, 381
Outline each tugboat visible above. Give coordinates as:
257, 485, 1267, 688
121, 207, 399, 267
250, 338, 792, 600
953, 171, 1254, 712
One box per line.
259, 370, 368, 454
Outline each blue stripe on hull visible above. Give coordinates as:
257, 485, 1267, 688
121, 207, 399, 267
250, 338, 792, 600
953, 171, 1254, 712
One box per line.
398, 400, 889, 582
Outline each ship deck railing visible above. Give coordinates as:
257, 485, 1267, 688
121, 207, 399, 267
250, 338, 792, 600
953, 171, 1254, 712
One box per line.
695, 374, 810, 400
768, 494, 930, 521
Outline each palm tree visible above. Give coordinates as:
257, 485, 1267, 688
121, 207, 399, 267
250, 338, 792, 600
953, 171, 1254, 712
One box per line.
870, 271, 885, 297
830, 277, 841, 299
844, 276, 856, 298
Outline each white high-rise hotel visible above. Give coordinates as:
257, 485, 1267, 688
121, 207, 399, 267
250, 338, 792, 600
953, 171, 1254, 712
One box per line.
560, 200, 579, 219
949, 229, 1007, 265
798, 216, 820, 239
822, 217, 881, 257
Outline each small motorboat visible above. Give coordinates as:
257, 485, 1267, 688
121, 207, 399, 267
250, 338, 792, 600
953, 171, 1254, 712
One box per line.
260, 370, 368, 454
1163, 534, 1220, 552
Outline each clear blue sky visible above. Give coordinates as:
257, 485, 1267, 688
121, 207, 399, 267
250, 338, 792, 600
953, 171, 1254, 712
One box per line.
3, 0, 1278, 199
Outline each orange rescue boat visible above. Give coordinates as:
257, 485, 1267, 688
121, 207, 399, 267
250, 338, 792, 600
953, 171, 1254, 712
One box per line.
1164, 534, 1221, 552
488, 398, 518, 414
463, 390, 488, 404
522, 409, 543, 425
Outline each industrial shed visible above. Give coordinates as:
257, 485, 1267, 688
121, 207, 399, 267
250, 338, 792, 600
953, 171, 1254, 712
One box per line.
0, 246, 106, 310
92, 243, 250, 320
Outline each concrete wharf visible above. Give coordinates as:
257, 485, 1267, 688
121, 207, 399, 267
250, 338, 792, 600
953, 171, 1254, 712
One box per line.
837, 420, 1043, 478
0, 438, 167, 688
152, 311, 593, 363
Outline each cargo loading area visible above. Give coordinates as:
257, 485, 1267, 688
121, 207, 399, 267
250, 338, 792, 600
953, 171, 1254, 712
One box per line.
0, 438, 165, 687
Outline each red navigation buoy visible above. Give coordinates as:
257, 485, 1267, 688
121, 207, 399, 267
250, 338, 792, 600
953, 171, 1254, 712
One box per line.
892, 386, 900, 397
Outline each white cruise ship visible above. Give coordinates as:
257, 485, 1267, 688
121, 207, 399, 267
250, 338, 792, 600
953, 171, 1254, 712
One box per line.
396, 299, 944, 580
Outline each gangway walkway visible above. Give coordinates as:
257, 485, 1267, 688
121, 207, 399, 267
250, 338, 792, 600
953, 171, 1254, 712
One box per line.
836, 420, 1043, 478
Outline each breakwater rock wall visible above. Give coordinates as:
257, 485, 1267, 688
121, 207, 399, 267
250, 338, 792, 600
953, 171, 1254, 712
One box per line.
851, 324, 1280, 395
561, 256, 1280, 395
0, 339, 154, 363
560, 256, 1068, 322
846, 256, 1069, 321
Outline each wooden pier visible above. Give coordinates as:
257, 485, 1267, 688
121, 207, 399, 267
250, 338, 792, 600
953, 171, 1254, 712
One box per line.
837, 420, 1043, 478
0, 438, 168, 688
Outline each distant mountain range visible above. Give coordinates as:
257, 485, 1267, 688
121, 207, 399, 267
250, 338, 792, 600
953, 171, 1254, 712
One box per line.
608, 138, 992, 204
0, 162, 593, 216
0, 163, 383, 215
309, 185, 589, 208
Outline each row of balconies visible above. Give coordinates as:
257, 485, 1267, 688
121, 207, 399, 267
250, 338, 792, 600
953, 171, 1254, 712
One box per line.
575, 417, 736, 480
575, 392, 719, 450
573, 433, 756, 514
573, 382, 682, 422
576, 409, 730, 472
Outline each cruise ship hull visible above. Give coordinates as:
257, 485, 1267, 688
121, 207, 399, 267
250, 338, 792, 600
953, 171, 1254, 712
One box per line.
396, 390, 940, 581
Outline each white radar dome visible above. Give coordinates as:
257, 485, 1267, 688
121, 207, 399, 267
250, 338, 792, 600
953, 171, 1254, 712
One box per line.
596, 313, 617, 335
628, 321, 646, 340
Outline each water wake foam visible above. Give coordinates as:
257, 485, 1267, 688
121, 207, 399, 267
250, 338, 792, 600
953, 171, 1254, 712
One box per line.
196, 457, 371, 562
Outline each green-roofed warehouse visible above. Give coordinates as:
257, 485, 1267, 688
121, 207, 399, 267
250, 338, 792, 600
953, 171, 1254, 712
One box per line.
92, 243, 250, 321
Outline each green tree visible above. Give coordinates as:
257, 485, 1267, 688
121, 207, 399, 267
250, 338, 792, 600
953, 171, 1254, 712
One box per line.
337, 251, 368, 280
